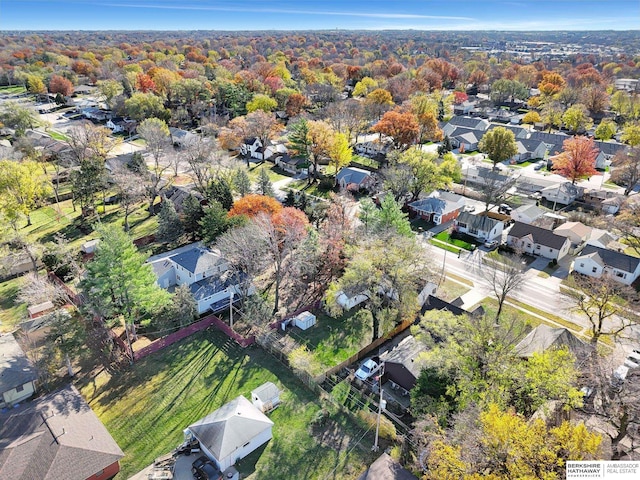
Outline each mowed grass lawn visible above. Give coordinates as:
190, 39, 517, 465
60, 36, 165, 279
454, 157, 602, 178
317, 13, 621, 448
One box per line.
0, 276, 27, 333
79, 329, 373, 479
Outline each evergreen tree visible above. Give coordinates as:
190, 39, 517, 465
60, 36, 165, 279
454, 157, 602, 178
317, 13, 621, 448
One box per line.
205, 177, 234, 210
156, 199, 183, 243
181, 194, 205, 239
199, 201, 232, 245
233, 168, 252, 197
256, 167, 274, 196
284, 189, 296, 207
172, 284, 198, 327
438, 135, 453, 156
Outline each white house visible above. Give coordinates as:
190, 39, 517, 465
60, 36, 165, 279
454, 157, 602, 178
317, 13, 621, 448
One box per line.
540, 182, 583, 206
573, 245, 640, 286
185, 396, 274, 471
149, 244, 253, 315
510, 204, 545, 225
454, 211, 503, 242
336, 290, 370, 310
507, 222, 571, 260
240, 137, 263, 159
0, 334, 37, 408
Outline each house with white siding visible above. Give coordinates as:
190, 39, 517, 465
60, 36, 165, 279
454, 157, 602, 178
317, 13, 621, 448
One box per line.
454, 211, 503, 242
573, 245, 640, 286
507, 222, 571, 260
0, 334, 37, 408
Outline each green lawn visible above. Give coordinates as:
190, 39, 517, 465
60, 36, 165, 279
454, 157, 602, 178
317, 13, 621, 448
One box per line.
351, 156, 379, 170
437, 278, 471, 302
47, 130, 70, 141
286, 180, 332, 199
294, 309, 374, 371
0, 85, 26, 94
78, 329, 374, 479
246, 163, 292, 183
434, 231, 475, 250
0, 276, 27, 333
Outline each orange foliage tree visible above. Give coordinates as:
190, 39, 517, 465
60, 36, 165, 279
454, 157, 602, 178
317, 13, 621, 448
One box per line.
228, 194, 282, 218
552, 136, 599, 185
538, 71, 566, 97
49, 75, 74, 96
372, 110, 419, 150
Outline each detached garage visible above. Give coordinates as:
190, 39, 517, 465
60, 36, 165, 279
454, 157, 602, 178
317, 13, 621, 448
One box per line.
185, 396, 274, 471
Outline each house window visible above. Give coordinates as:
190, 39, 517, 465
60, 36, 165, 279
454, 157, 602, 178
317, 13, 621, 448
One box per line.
580, 263, 585, 268
535, 245, 541, 250
527, 243, 532, 248
458, 222, 467, 228
469, 228, 478, 235
592, 267, 597, 273
616, 272, 624, 278
549, 248, 553, 252
177, 275, 181, 281
16, 384, 24, 392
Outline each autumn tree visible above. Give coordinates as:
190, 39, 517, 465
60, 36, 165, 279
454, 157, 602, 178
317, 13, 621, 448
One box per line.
138, 117, 172, 213
552, 136, 598, 184
288, 119, 336, 180
246, 93, 278, 113
49, 75, 74, 96
610, 147, 640, 195
562, 104, 593, 133
97, 79, 123, 109
0, 101, 37, 136
522, 111, 541, 125
0, 160, 52, 228
478, 126, 518, 168
228, 194, 282, 218
621, 123, 640, 147
371, 109, 419, 150
112, 165, 146, 231
538, 71, 566, 97
365, 88, 394, 120
328, 132, 352, 175
244, 110, 284, 159
595, 120, 617, 141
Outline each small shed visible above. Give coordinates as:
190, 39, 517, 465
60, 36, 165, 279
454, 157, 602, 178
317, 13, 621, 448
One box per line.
294, 311, 316, 330
81, 239, 99, 254
251, 382, 281, 413
27, 301, 55, 320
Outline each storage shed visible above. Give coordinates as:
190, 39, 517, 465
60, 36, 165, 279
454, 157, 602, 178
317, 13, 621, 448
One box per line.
251, 382, 281, 413
294, 311, 316, 330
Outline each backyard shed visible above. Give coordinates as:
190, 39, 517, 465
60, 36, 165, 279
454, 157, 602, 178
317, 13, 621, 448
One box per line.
251, 382, 281, 413
185, 396, 274, 471
294, 311, 316, 330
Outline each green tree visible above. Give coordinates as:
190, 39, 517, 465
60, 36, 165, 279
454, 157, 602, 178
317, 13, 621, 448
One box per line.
562, 104, 593, 133
478, 126, 518, 168
181, 194, 205, 240
171, 284, 198, 327
0, 160, 52, 228
205, 176, 234, 210
595, 120, 617, 141
45, 311, 87, 377
256, 167, 274, 196
156, 199, 183, 244
233, 168, 252, 197
0, 101, 37, 136
397, 147, 461, 201
375, 194, 413, 237
246, 93, 278, 113
621, 123, 640, 147
70, 156, 107, 217
490, 79, 529, 104
328, 132, 352, 175
97, 79, 123, 109
199, 200, 236, 245
81, 225, 170, 354
125, 92, 170, 122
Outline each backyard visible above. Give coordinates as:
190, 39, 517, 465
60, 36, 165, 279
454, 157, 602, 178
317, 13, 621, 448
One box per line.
78, 328, 376, 479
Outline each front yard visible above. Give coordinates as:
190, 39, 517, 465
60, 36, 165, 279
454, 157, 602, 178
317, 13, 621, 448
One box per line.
78, 329, 374, 479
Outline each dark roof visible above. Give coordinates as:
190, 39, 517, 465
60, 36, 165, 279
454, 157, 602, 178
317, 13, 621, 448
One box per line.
446, 115, 489, 130
0, 385, 124, 480
517, 138, 546, 153
528, 131, 569, 155
515, 324, 588, 360
0, 334, 37, 394
380, 336, 425, 391
189, 271, 247, 301
488, 124, 527, 137
594, 140, 627, 157
579, 245, 640, 273
170, 246, 225, 274
421, 295, 467, 316
508, 221, 569, 250
456, 211, 501, 232
449, 127, 485, 143
357, 453, 419, 480
336, 167, 372, 186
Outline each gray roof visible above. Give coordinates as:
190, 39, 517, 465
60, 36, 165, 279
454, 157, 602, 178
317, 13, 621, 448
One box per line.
445, 115, 490, 131
357, 453, 419, 480
508, 221, 569, 250
188, 396, 273, 462
594, 140, 627, 157
170, 247, 225, 274
578, 245, 640, 274
0, 385, 124, 480
0, 334, 36, 394
251, 382, 280, 402
456, 211, 501, 231
449, 127, 485, 144
512, 204, 544, 220
516, 138, 546, 154
409, 191, 463, 215
528, 131, 569, 155
336, 167, 371, 186
189, 270, 247, 301
488, 124, 528, 138
380, 335, 425, 390
515, 324, 587, 359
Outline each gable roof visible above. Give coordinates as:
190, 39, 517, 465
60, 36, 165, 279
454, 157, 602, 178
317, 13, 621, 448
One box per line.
515, 324, 587, 359
554, 221, 592, 242
588, 229, 615, 247
0, 334, 36, 393
488, 124, 528, 138
380, 336, 425, 391
456, 211, 501, 231
508, 221, 569, 250
357, 453, 419, 480
336, 167, 372, 186
409, 191, 464, 215
0, 385, 124, 480
515, 138, 546, 154
421, 295, 468, 316
169, 247, 225, 274
188, 396, 273, 462
449, 127, 485, 144
189, 270, 247, 301
445, 115, 490, 131
540, 182, 583, 199
528, 131, 569, 155
512, 204, 544, 220
578, 245, 640, 273
594, 140, 627, 157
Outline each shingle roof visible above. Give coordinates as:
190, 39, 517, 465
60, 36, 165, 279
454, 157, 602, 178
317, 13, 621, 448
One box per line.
516, 138, 546, 154
357, 452, 419, 480
594, 140, 627, 157
421, 295, 467, 316
578, 245, 640, 274
0, 334, 36, 394
445, 115, 490, 130
189, 270, 247, 301
512, 204, 544, 220
170, 247, 225, 274
528, 131, 569, 155
336, 167, 371, 186
449, 127, 485, 143
508, 221, 569, 250
515, 324, 587, 359
456, 211, 501, 232
380, 336, 425, 391
0, 385, 124, 480
188, 396, 273, 463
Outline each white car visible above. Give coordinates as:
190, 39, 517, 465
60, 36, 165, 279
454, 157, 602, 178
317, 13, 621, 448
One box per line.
355, 358, 381, 381
624, 350, 640, 369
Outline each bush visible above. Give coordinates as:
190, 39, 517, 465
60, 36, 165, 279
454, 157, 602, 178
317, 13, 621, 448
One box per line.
356, 409, 397, 440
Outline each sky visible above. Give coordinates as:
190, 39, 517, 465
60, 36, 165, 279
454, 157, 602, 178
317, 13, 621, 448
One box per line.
1, 0, 639, 31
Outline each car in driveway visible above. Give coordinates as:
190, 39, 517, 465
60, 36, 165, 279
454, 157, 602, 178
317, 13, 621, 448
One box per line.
192, 455, 222, 480
484, 239, 499, 250
533, 160, 546, 171
355, 358, 381, 382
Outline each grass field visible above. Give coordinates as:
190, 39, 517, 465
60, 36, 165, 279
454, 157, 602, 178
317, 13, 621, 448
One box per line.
0, 85, 26, 94
0, 276, 27, 333
78, 329, 374, 479
434, 231, 475, 250
47, 130, 70, 141
246, 163, 292, 184
287, 180, 332, 199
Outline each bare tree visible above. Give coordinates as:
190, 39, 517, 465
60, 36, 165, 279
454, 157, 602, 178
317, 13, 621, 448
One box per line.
112, 166, 146, 231
323, 98, 367, 144
477, 168, 518, 213
610, 147, 640, 196
612, 201, 640, 256
138, 118, 172, 214
477, 252, 526, 324
66, 121, 116, 164
183, 135, 223, 194
566, 275, 638, 350
17, 271, 69, 306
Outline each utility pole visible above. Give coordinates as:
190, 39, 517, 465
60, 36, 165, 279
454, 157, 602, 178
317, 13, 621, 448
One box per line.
373, 363, 386, 452
228, 288, 234, 329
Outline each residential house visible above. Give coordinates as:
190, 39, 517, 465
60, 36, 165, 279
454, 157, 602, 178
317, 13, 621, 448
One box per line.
587, 228, 615, 249
408, 190, 466, 225
614, 78, 640, 92
240, 137, 263, 159
453, 100, 476, 115
81, 107, 111, 122
169, 127, 196, 147
185, 395, 274, 471
511, 138, 547, 164
380, 335, 425, 395
448, 127, 485, 152
515, 324, 588, 361
528, 131, 569, 158
554, 221, 593, 250
442, 115, 490, 137
274, 154, 308, 175
594, 140, 627, 171
454, 211, 503, 241
573, 244, 640, 286
163, 184, 204, 214
540, 182, 584, 206
487, 124, 529, 139
510, 204, 545, 225
336, 167, 375, 191
357, 453, 419, 480
462, 165, 517, 189
507, 221, 571, 260
582, 188, 625, 214
106, 117, 137, 135
0, 334, 37, 408
149, 244, 252, 314
0, 385, 124, 480
354, 141, 392, 158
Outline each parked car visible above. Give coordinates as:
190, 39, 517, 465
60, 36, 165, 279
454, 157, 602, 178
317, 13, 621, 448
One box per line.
464, 204, 476, 213
498, 204, 512, 214
192, 455, 222, 480
533, 160, 546, 171
355, 358, 381, 381
484, 240, 499, 250
624, 350, 640, 369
